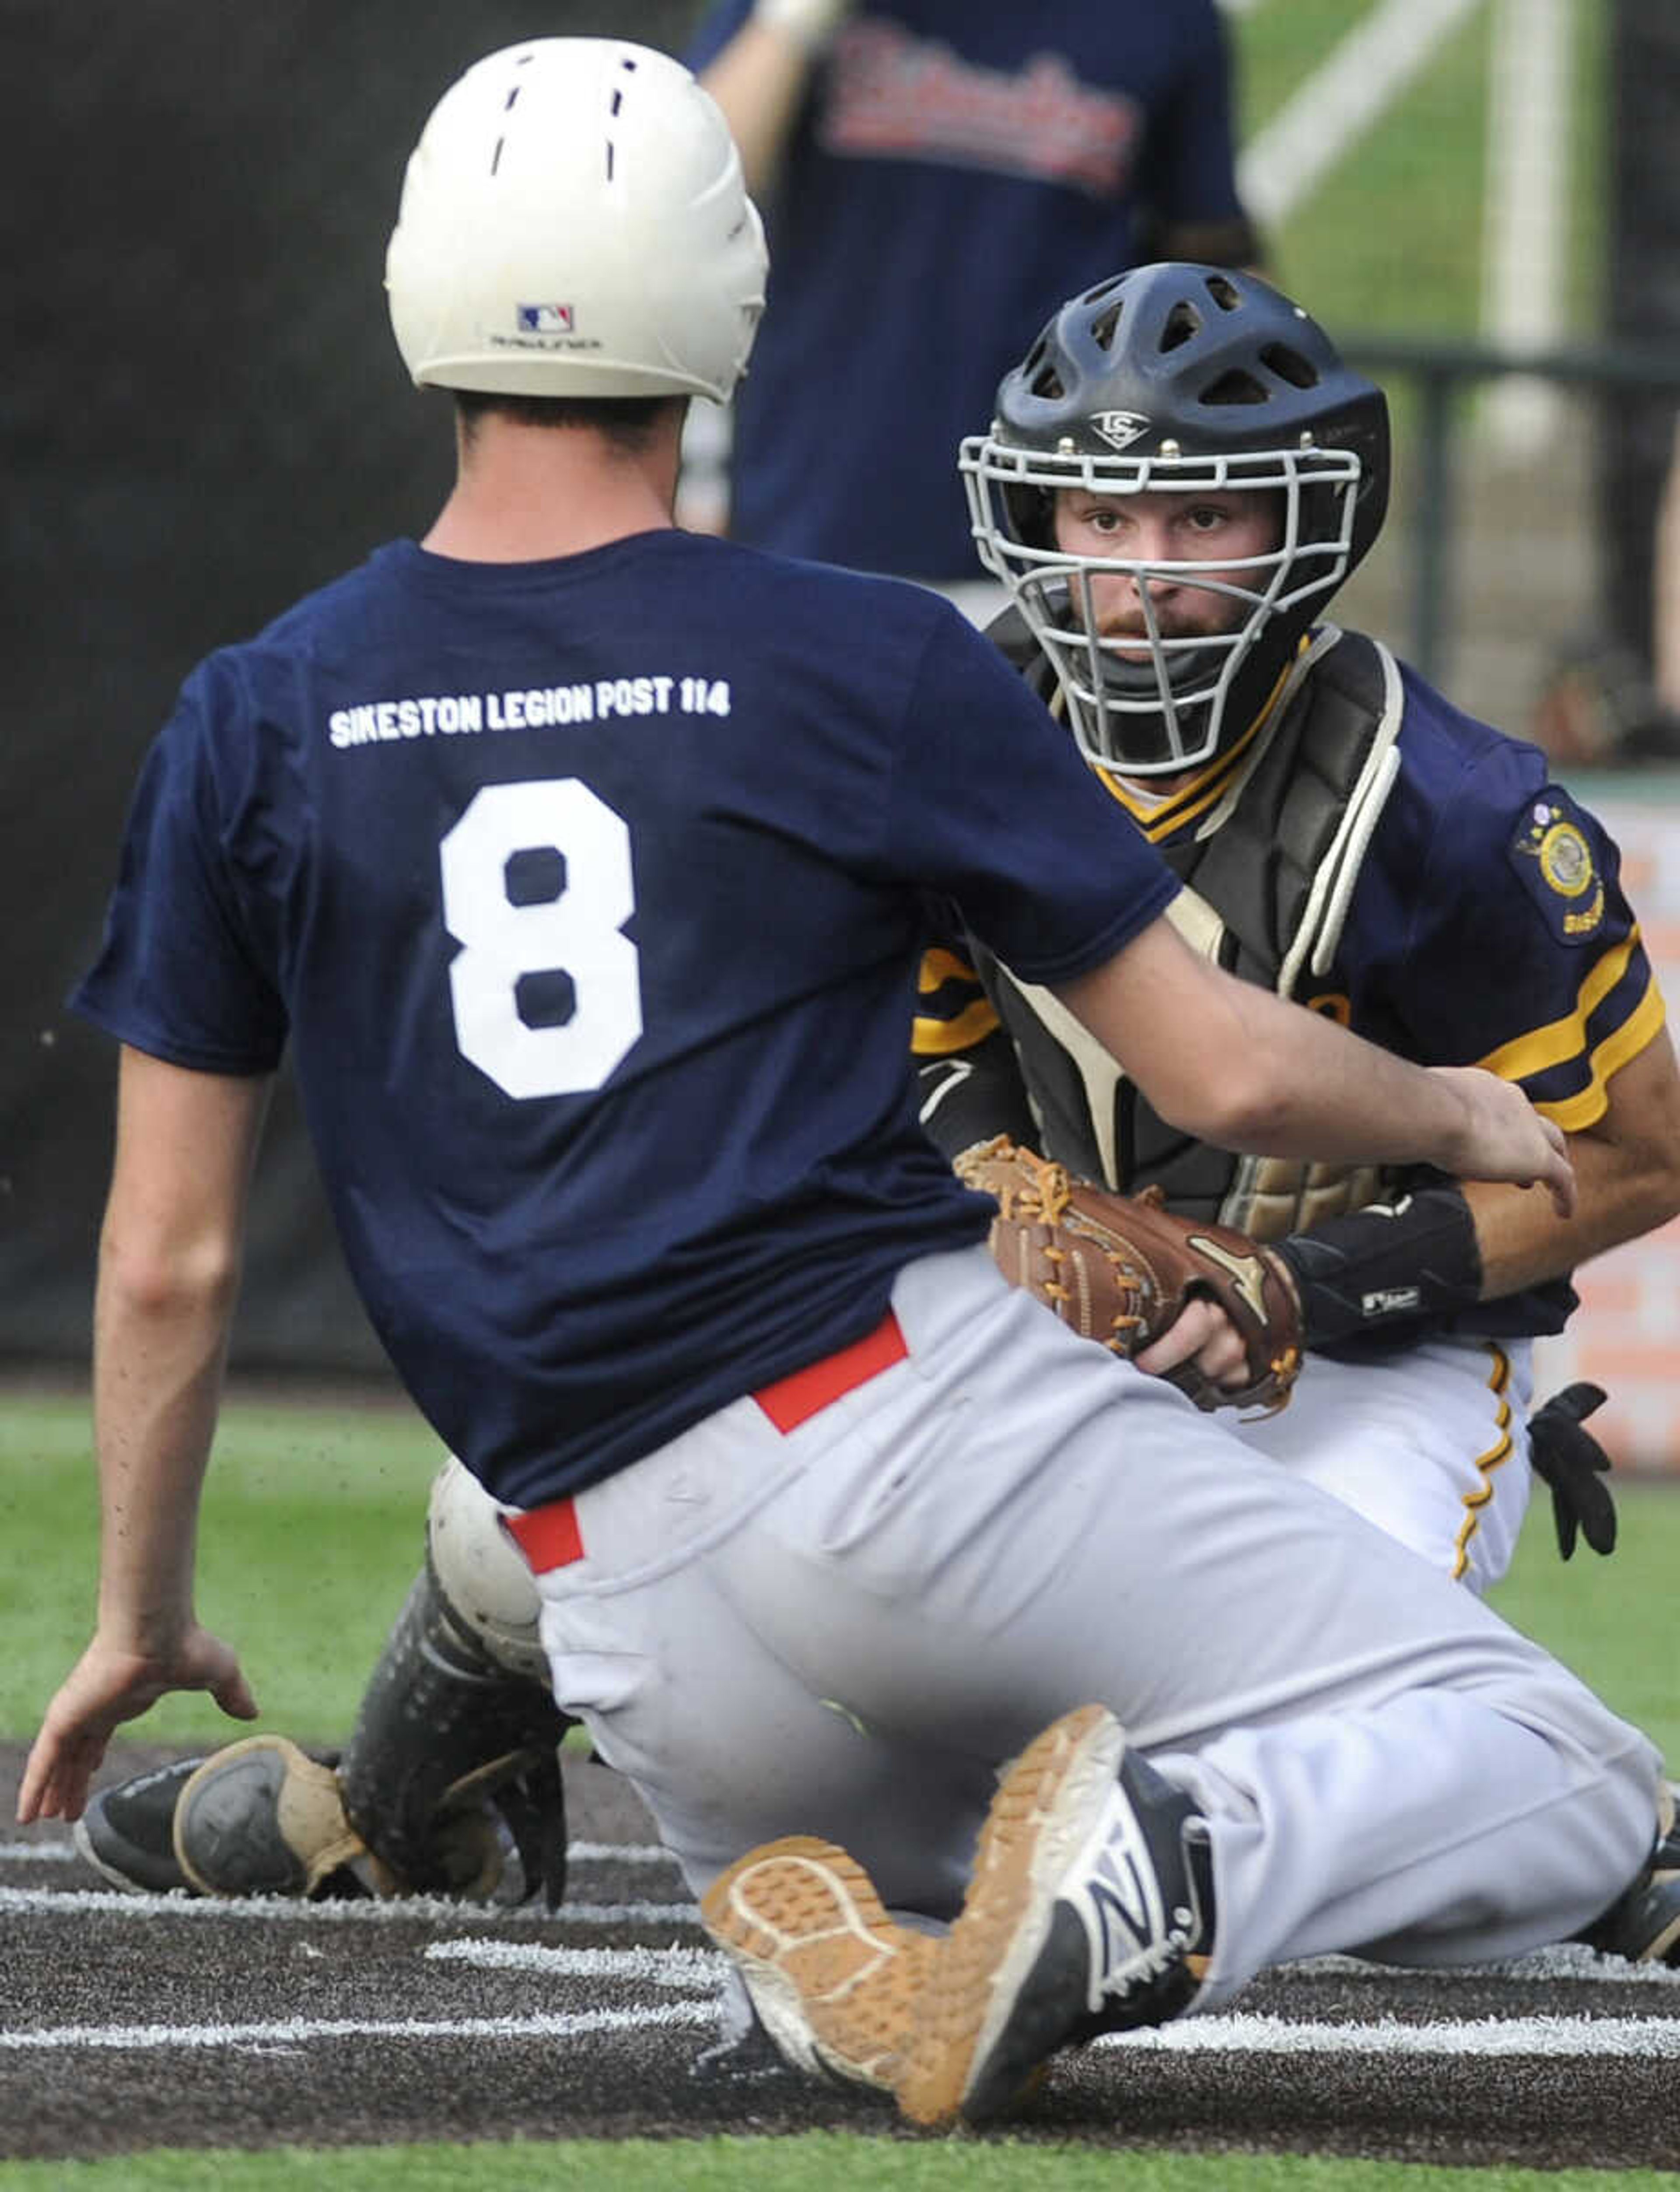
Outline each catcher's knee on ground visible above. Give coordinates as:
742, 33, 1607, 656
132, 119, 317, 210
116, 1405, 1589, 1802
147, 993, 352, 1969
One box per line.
333, 1459, 572, 1904
177, 1459, 570, 1904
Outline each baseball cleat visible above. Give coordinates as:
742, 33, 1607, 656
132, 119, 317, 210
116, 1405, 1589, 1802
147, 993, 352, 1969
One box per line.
897, 1702, 1214, 2130
1581, 1789, 1680, 1967
174, 1736, 387, 1899
700, 1834, 939, 2093
74, 1756, 206, 1894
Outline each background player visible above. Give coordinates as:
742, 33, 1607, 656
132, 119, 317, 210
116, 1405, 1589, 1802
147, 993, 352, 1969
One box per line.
18, 41, 1667, 2124
684, 0, 1259, 602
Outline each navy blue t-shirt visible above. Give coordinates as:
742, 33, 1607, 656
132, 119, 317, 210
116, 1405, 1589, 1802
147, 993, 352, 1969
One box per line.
75, 530, 1176, 1504
686, 0, 1246, 579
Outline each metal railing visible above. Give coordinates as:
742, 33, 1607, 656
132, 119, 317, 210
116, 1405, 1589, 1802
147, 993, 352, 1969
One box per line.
1344, 334, 1680, 682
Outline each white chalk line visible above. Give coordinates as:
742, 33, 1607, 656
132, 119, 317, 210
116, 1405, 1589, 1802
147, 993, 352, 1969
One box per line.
8, 1882, 1678, 1993
0, 1837, 677, 1868
0, 2004, 715, 2054
425, 1939, 723, 1986
1099, 2012, 1680, 2059
4, 1996, 1677, 2062
0, 1884, 697, 1927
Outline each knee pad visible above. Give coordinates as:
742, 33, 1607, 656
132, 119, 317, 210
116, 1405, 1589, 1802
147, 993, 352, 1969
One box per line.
426, 1455, 547, 1682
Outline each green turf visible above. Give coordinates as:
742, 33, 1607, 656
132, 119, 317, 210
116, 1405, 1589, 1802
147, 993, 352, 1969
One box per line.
0, 1390, 443, 1747
0, 2140, 1674, 2192
1490, 1478, 1680, 1767
4, 1389, 1676, 1766
1230, 0, 1605, 341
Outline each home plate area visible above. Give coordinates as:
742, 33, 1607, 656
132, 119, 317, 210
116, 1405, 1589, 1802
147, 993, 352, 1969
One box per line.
2, 1744, 1676, 2169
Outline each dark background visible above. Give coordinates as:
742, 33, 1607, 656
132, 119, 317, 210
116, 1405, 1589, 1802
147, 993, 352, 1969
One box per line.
7, 0, 1680, 1381
3, 1, 703, 1378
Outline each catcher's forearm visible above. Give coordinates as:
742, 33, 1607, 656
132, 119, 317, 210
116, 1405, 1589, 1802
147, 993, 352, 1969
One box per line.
1271, 1186, 1483, 1350
917, 1024, 1039, 1162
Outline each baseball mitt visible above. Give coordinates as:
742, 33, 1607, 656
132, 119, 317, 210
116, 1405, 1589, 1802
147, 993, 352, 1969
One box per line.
953, 1136, 1302, 1415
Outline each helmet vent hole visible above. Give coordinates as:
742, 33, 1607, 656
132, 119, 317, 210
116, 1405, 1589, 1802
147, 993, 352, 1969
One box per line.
1090, 302, 1123, 351
1199, 369, 1269, 407
1022, 340, 1065, 400
1160, 303, 1202, 352
1205, 275, 1240, 311
1260, 342, 1320, 390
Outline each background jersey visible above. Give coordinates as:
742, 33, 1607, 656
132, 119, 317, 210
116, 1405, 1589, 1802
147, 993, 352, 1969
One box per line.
684, 0, 1247, 579
74, 530, 1176, 1504
916, 651, 1664, 1343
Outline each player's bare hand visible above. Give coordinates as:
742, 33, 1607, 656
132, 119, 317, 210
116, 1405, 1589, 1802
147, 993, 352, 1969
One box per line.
1432, 1067, 1575, 1218
15, 1627, 258, 1825
1135, 1297, 1251, 1392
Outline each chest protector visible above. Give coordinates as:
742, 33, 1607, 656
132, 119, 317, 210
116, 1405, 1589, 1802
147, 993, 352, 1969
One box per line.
978, 621, 1407, 1240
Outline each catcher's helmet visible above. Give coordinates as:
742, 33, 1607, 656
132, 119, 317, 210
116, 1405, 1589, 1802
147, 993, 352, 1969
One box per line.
959, 263, 1390, 775
387, 39, 766, 403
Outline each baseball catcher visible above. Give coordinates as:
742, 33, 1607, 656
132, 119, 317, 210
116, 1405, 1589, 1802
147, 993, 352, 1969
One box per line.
76, 1459, 570, 1907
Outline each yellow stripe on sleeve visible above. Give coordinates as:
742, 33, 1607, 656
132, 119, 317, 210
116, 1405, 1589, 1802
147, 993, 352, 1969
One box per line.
912, 997, 1001, 1057
918, 947, 977, 993
1473, 931, 1641, 1083
1533, 983, 1668, 1133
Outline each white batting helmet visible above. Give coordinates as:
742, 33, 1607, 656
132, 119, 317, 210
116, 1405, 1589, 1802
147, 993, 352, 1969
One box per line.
386, 38, 767, 403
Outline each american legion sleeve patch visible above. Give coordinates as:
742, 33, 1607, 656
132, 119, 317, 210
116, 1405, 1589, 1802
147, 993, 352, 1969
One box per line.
1508, 788, 1606, 944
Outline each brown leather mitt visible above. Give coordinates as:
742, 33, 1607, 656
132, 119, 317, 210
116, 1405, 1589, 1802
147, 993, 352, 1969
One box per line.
952, 1135, 1302, 1416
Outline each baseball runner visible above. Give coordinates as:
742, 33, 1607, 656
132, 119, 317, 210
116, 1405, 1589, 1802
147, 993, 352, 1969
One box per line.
18, 42, 1671, 2129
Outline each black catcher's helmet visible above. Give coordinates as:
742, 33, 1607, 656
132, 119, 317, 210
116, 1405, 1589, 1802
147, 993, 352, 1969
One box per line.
959, 263, 1390, 775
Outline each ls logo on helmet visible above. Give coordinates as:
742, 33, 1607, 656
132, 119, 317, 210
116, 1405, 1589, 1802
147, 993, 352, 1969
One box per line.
1509, 790, 1604, 941
1090, 410, 1150, 452
517, 303, 575, 333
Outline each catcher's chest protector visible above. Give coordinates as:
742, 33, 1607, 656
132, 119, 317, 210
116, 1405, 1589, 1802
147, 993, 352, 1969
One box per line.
984, 630, 1406, 1239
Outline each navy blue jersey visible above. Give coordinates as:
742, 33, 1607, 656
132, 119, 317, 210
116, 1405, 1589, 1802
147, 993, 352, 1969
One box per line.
1304, 665, 1660, 1128
685, 1, 1246, 578
75, 530, 1176, 1503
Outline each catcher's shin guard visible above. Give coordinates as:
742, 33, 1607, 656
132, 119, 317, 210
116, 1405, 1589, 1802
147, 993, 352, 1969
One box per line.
336, 1557, 573, 1906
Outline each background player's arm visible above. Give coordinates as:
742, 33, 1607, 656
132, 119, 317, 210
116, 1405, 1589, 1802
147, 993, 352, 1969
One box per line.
17, 1047, 267, 1824
697, 0, 853, 199
1057, 917, 1572, 1206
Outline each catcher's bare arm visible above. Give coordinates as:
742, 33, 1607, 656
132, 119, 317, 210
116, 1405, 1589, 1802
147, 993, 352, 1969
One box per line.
1058, 918, 1572, 1214
1462, 1031, 1680, 1292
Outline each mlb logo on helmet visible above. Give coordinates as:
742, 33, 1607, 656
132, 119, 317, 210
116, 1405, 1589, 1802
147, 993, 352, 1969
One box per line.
518, 304, 575, 333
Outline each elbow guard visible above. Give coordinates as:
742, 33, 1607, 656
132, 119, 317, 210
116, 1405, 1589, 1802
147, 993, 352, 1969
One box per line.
1271, 1183, 1483, 1350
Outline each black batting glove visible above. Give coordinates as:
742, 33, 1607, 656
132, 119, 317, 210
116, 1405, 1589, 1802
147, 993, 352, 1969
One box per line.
1527, 1382, 1617, 1560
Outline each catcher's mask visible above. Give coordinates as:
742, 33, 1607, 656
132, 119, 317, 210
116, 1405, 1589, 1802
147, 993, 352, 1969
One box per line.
959, 263, 1390, 776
